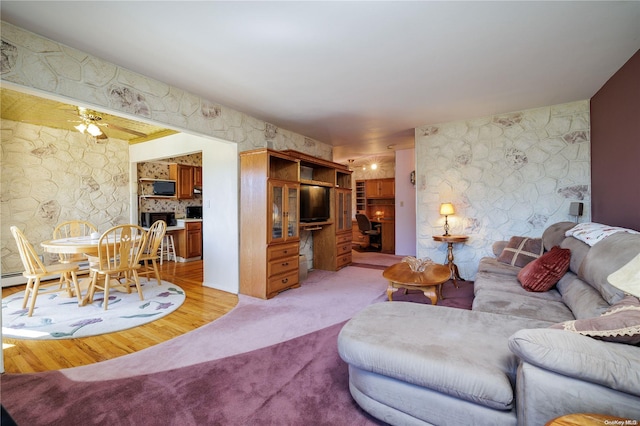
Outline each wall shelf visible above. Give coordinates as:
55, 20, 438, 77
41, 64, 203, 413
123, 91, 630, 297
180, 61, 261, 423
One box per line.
139, 178, 176, 183
300, 179, 333, 187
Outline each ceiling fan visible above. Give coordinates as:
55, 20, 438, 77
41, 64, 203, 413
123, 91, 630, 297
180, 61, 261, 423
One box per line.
73, 107, 108, 140
70, 107, 147, 141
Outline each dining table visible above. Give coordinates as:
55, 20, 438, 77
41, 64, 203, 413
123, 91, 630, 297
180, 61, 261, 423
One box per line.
41, 235, 102, 256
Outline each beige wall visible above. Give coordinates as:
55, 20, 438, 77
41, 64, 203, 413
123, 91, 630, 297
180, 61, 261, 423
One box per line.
415, 100, 591, 280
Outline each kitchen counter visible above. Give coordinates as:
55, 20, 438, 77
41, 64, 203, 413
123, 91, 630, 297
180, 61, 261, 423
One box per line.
176, 218, 203, 224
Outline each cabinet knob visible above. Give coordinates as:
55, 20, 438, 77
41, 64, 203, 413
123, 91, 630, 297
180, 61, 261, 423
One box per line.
282, 278, 289, 284
283, 250, 288, 254
282, 262, 289, 267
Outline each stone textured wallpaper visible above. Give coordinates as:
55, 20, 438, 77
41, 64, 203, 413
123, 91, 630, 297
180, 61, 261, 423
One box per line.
0, 22, 332, 160
1, 21, 333, 278
1, 120, 130, 274
415, 100, 591, 280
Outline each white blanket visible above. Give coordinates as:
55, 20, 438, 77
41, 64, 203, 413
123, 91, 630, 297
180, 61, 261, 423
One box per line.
565, 222, 640, 246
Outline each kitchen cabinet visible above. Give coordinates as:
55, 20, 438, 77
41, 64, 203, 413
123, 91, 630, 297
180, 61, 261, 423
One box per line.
194, 166, 202, 188
365, 178, 395, 198
174, 220, 202, 261
169, 164, 195, 199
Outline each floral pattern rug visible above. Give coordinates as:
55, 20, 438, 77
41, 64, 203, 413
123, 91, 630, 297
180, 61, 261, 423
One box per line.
2, 280, 185, 340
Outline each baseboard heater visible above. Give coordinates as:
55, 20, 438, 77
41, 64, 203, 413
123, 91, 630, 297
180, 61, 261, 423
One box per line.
1, 261, 90, 288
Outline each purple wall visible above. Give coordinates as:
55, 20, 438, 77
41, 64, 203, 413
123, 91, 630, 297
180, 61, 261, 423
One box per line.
590, 49, 640, 231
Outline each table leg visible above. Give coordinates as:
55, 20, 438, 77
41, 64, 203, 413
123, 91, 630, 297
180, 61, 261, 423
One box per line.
387, 284, 398, 301
446, 242, 464, 288
422, 286, 438, 305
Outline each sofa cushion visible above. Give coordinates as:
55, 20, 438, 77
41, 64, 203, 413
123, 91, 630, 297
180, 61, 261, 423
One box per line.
477, 257, 521, 277
338, 303, 551, 411
580, 232, 640, 304
560, 236, 590, 276
474, 270, 563, 302
549, 295, 640, 345
497, 236, 543, 267
509, 328, 640, 396
518, 246, 571, 292
556, 272, 610, 319
542, 221, 576, 251
472, 289, 574, 322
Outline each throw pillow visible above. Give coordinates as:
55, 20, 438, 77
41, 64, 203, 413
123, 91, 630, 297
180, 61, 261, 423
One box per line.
549, 295, 640, 345
518, 246, 571, 292
497, 236, 544, 268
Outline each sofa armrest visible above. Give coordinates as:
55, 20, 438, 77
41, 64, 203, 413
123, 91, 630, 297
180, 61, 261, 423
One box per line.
508, 328, 640, 397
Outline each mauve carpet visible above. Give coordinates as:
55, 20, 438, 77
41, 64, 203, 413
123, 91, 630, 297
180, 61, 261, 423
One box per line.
2, 266, 474, 425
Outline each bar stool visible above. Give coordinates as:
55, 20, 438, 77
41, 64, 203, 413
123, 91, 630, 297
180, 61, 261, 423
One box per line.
159, 234, 176, 264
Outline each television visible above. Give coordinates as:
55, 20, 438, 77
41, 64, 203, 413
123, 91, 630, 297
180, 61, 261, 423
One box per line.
300, 185, 331, 223
153, 180, 176, 196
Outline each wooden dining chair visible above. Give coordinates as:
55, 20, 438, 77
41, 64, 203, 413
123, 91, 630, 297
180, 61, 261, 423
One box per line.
53, 220, 98, 264
87, 224, 148, 310
52, 219, 98, 292
10, 226, 82, 316
138, 220, 167, 285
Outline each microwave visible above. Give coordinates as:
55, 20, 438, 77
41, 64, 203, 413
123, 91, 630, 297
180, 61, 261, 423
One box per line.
140, 212, 177, 228
152, 181, 176, 196
186, 206, 202, 219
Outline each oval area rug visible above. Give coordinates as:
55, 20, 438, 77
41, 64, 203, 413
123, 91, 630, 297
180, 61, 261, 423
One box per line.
2, 280, 185, 340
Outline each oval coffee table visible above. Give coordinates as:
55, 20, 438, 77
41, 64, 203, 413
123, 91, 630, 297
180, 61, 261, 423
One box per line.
383, 261, 451, 305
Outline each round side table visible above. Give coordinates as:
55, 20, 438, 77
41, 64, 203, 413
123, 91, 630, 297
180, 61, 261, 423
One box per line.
432, 234, 468, 287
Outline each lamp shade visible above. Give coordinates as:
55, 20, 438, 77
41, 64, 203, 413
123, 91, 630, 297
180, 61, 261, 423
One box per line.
440, 203, 455, 216
608, 253, 640, 298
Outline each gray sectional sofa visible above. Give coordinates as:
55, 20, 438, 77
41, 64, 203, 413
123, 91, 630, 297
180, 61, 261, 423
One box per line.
338, 222, 640, 426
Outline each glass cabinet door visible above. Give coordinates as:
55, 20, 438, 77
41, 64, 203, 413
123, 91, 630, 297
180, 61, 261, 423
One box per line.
345, 191, 352, 231
269, 180, 298, 243
286, 185, 299, 239
336, 189, 352, 232
270, 183, 284, 241
337, 191, 344, 231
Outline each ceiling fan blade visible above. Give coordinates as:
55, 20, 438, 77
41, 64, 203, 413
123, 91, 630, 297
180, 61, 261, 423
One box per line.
104, 122, 147, 137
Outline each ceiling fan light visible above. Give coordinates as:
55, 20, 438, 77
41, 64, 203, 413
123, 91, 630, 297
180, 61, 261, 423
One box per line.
86, 123, 103, 137
74, 123, 87, 133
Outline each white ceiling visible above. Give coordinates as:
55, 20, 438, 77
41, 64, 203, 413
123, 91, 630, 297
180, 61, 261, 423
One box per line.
2, 1, 639, 163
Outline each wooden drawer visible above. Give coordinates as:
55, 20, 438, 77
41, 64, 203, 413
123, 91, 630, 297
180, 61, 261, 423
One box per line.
186, 221, 202, 231
336, 241, 351, 256
336, 252, 352, 269
268, 270, 299, 296
268, 255, 298, 277
336, 232, 351, 244
267, 242, 299, 261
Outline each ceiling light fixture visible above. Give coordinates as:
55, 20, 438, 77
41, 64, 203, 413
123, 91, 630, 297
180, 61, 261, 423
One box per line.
74, 108, 105, 138
371, 163, 378, 170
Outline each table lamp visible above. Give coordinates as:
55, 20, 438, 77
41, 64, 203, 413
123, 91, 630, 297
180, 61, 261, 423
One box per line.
608, 253, 640, 298
439, 203, 455, 236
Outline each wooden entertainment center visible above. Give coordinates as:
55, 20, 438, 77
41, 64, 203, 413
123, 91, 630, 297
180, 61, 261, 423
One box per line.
239, 148, 352, 299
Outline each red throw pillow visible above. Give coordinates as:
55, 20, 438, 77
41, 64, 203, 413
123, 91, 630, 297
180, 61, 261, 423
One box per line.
518, 246, 571, 292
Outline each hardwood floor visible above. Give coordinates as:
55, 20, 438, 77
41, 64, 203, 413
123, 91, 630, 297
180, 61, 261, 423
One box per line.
2, 260, 237, 374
